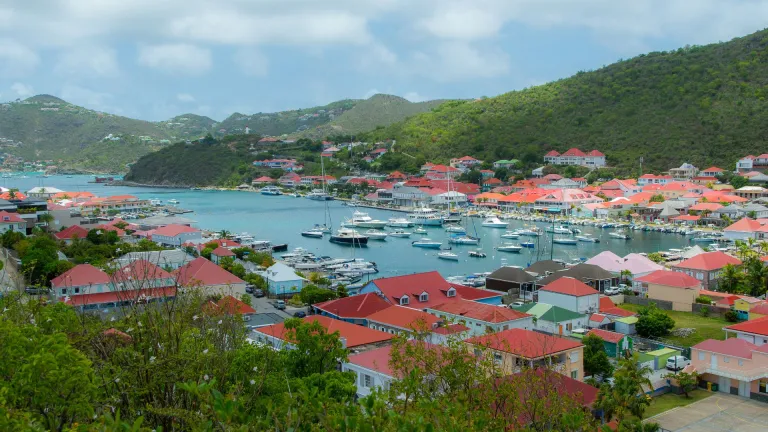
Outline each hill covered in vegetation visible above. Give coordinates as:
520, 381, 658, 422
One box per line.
364, 28, 768, 173
158, 113, 218, 139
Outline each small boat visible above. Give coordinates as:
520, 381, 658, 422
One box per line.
387, 217, 412, 227
329, 228, 369, 245
576, 235, 600, 243
481, 217, 507, 228
437, 251, 459, 261
312, 224, 332, 234
520, 241, 535, 248
365, 230, 388, 240
496, 243, 523, 253
501, 231, 520, 239
301, 230, 324, 238
168, 199, 180, 205
444, 224, 466, 233
609, 231, 631, 240
306, 189, 333, 200
414, 227, 428, 234
517, 228, 542, 237
388, 230, 412, 238
412, 238, 442, 249
261, 186, 282, 196
546, 226, 573, 234
448, 235, 480, 245
468, 250, 487, 258
553, 237, 577, 245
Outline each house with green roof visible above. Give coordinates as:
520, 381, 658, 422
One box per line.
492, 159, 520, 169
512, 302, 587, 336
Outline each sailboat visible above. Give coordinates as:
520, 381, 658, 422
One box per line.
306, 156, 333, 201
304, 155, 333, 235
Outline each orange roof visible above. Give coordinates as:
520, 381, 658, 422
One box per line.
428, 299, 531, 323
724, 316, 768, 337
689, 202, 723, 212
467, 328, 582, 358
587, 328, 626, 344
540, 277, 598, 297
153, 224, 200, 237
725, 218, 763, 232
674, 251, 742, 272
0, 211, 25, 223
54, 225, 89, 240
365, 306, 440, 330
212, 247, 235, 257
255, 315, 394, 348
635, 270, 700, 288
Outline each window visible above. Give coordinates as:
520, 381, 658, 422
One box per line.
420, 293, 428, 302
474, 348, 482, 357
447, 288, 456, 297
400, 296, 409, 305
723, 356, 730, 363
738, 359, 744, 366
61, 288, 67, 295
696, 272, 704, 280
570, 351, 579, 364
74, 287, 80, 294
571, 370, 578, 380
493, 353, 503, 364
698, 351, 705, 361
760, 380, 768, 394
566, 323, 573, 331
363, 374, 373, 388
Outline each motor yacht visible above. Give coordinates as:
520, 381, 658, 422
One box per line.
387, 217, 412, 227
496, 243, 523, 253
365, 230, 389, 240
260, 186, 282, 196
448, 235, 480, 245
329, 228, 369, 245
407, 206, 443, 226
437, 251, 459, 261
411, 238, 442, 249
481, 217, 507, 228
388, 229, 412, 238
345, 211, 387, 229
553, 237, 577, 245
501, 231, 520, 239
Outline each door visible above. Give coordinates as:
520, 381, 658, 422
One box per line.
711, 354, 717, 370
558, 325, 563, 335
738, 380, 750, 397
718, 376, 730, 393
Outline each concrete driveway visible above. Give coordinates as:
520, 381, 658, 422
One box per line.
649, 393, 768, 431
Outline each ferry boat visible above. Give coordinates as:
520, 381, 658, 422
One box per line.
387, 217, 412, 227
407, 206, 443, 226
388, 229, 412, 238
496, 243, 523, 253
306, 189, 332, 200
344, 211, 387, 229
553, 237, 577, 245
437, 251, 459, 261
481, 217, 507, 228
365, 230, 388, 240
448, 235, 480, 245
411, 238, 442, 249
329, 228, 369, 245
261, 186, 282, 196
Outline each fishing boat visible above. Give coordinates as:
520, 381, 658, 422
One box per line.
520, 241, 535, 248
444, 224, 466, 233
344, 211, 387, 229
501, 231, 520, 239
388, 229, 412, 238
609, 231, 631, 240
468, 250, 487, 258
553, 237, 577, 245
448, 235, 480, 245
407, 206, 444, 226
576, 234, 600, 243
414, 227, 428, 234
261, 186, 282, 196
365, 230, 388, 240
496, 243, 523, 253
437, 251, 459, 261
481, 217, 507, 228
329, 228, 369, 245
411, 238, 442, 249
168, 199, 180, 205
301, 230, 324, 238
387, 217, 412, 227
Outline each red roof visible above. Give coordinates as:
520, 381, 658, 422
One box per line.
314, 293, 391, 319
51, 264, 110, 288
366, 306, 440, 330
457, 155, 478, 161
562, 148, 586, 157
635, 270, 700, 289
54, 225, 89, 240
0, 211, 24, 223
589, 313, 607, 323
256, 315, 394, 348
689, 203, 723, 212
111, 260, 173, 285
429, 299, 531, 323
428, 164, 459, 173
153, 224, 200, 237
540, 277, 598, 297
173, 257, 245, 287
388, 171, 407, 179
253, 176, 274, 182
600, 307, 636, 318
212, 247, 235, 257
674, 251, 741, 272
587, 328, 626, 344
432, 323, 470, 335
367, 271, 499, 309
702, 167, 724, 172
65, 287, 176, 307
217, 295, 256, 315
725, 218, 763, 232
724, 316, 768, 336
467, 328, 582, 359
671, 215, 700, 221
347, 341, 450, 378
693, 338, 757, 359
588, 150, 605, 157
544, 150, 560, 157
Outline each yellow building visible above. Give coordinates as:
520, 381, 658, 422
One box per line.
635, 270, 701, 312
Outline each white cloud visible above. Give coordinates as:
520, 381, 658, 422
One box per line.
404, 42, 510, 82
10, 82, 34, 98
176, 93, 195, 103
0, 39, 39, 77
233, 49, 269, 77
403, 92, 427, 102
358, 43, 398, 71
138, 44, 211, 75
54, 46, 119, 77
418, 6, 504, 40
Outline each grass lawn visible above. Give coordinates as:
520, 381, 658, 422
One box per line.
619, 304, 728, 346
644, 389, 713, 418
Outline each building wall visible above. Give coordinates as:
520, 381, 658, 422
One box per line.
533, 316, 587, 336
342, 363, 393, 399
267, 279, 304, 296
646, 283, 700, 312
692, 350, 768, 400
731, 331, 768, 346
153, 231, 202, 246
0, 222, 26, 233
538, 291, 599, 314
468, 344, 585, 381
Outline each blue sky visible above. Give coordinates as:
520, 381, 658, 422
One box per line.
1, 0, 767, 122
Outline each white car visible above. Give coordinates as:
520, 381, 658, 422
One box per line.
666, 356, 691, 371
508, 301, 525, 308
604, 287, 621, 295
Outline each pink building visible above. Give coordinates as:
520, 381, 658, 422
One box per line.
691, 337, 768, 400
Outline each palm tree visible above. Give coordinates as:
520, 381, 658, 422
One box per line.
218, 230, 232, 239
38, 213, 54, 232
720, 264, 742, 294
745, 258, 768, 297
619, 269, 632, 286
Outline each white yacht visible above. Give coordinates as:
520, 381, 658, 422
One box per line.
496, 243, 523, 253
411, 238, 442, 249
306, 189, 332, 200
517, 228, 542, 237
301, 230, 324, 239
388, 229, 412, 238
501, 231, 520, 239
609, 231, 631, 240
481, 217, 507, 228
344, 211, 387, 229
546, 226, 573, 235
387, 217, 412, 227
553, 237, 577, 245
414, 227, 428, 234
261, 186, 282, 196
576, 234, 600, 243
444, 224, 467, 233
437, 251, 459, 261
448, 235, 480, 245
167, 199, 180, 205
365, 230, 389, 240
407, 206, 443, 226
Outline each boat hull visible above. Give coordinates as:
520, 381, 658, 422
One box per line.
497, 247, 522, 253
412, 243, 442, 249
329, 236, 369, 245
301, 232, 324, 238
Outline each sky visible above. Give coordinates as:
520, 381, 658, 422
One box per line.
1, 0, 768, 122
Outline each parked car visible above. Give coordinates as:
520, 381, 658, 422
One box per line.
604, 286, 621, 296
293, 311, 306, 318
253, 289, 265, 298
275, 299, 286, 310
245, 285, 254, 294
508, 301, 525, 308
666, 355, 691, 371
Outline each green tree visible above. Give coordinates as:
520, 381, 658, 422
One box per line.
595, 353, 653, 425
240, 294, 253, 306
636, 303, 675, 338
649, 194, 665, 203
720, 263, 743, 293
665, 370, 699, 398
466, 169, 482, 185
647, 252, 664, 264
299, 284, 337, 307
730, 175, 749, 190
583, 333, 613, 381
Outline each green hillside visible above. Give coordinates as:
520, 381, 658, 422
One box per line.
299, 94, 447, 138
364, 29, 768, 173
158, 113, 218, 139
0, 95, 174, 172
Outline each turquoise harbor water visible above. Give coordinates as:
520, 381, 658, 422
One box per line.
5, 175, 689, 278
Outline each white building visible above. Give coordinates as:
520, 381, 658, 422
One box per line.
432, 191, 467, 206
543, 148, 606, 167
537, 277, 600, 314
151, 224, 202, 247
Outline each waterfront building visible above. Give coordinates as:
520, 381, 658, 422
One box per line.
261, 262, 307, 296
543, 148, 605, 167
115, 249, 195, 270
26, 186, 64, 199
78, 195, 149, 217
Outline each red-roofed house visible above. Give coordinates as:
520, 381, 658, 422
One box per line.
209, 295, 256, 320
54, 225, 89, 243
638, 174, 673, 186
313, 293, 392, 324
450, 155, 482, 170
597, 296, 637, 319
588, 313, 611, 329
0, 211, 25, 233
279, 172, 301, 187
252, 176, 275, 185
427, 164, 460, 179
538, 277, 599, 314
357, 271, 503, 310
253, 315, 394, 351
673, 252, 742, 290
724, 316, 768, 346
426, 299, 533, 336
210, 246, 235, 264
366, 306, 441, 335
51, 264, 111, 301
111, 260, 175, 290
466, 328, 585, 379
724, 217, 764, 241
482, 177, 503, 191
152, 224, 202, 246
587, 328, 633, 358
544, 148, 605, 168
635, 270, 702, 311
691, 337, 768, 398
174, 257, 246, 295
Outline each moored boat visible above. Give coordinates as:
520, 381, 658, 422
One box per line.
448, 235, 480, 245
468, 250, 487, 258
520, 241, 535, 248
501, 231, 520, 239
496, 243, 523, 253
553, 237, 577, 245
576, 235, 600, 243
261, 186, 282, 196
387, 217, 412, 227
329, 228, 369, 245
365, 230, 388, 240
609, 231, 631, 240
411, 238, 442, 249
388, 229, 412, 238
437, 251, 459, 261
481, 217, 507, 228
301, 230, 324, 238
